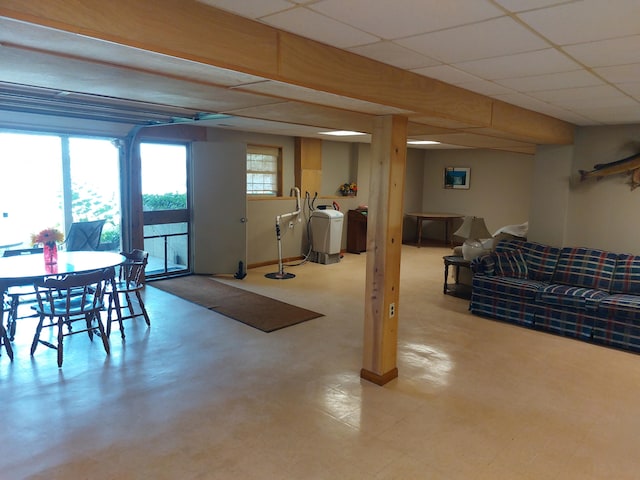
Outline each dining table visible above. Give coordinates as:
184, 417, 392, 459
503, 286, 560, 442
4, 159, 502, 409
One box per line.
0, 250, 126, 360
405, 212, 464, 247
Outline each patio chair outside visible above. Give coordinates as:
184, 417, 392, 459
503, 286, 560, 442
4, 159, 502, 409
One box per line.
64, 220, 105, 251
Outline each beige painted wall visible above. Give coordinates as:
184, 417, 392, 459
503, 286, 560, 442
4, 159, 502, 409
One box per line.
199, 127, 366, 266
528, 144, 573, 246
419, 149, 534, 242
321, 141, 357, 197
543, 124, 640, 254
402, 148, 426, 242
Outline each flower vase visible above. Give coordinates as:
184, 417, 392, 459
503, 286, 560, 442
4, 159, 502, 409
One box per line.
44, 242, 58, 265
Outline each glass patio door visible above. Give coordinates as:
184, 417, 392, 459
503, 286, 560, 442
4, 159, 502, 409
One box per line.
140, 142, 190, 278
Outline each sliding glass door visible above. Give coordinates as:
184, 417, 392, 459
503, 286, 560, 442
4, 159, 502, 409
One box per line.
0, 131, 121, 252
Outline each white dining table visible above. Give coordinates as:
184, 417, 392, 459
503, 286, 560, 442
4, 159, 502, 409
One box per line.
0, 251, 126, 360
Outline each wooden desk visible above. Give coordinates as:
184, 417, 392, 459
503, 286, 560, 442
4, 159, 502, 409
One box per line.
347, 209, 367, 253
406, 213, 464, 247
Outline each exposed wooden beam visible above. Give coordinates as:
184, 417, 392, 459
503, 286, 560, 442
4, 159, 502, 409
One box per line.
0, 0, 574, 146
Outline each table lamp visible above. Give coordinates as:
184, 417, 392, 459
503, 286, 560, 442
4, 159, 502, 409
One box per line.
453, 216, 492, 260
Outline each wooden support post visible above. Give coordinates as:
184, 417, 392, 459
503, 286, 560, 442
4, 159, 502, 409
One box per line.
361, 115, 408, 386
294, 137, 322, 197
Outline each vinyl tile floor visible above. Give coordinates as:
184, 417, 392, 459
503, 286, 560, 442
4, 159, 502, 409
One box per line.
2, 245, 640, 479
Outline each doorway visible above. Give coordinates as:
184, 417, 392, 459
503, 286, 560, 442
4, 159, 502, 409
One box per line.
140, 142, 190, 278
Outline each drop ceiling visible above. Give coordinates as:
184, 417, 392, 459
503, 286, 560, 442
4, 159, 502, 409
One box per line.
0, 0, 638, 151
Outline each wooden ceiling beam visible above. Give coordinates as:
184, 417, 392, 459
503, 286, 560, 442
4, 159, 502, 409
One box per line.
0, 0, 574, 145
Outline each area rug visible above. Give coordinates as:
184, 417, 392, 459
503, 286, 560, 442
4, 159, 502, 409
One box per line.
150, 275, 323, 332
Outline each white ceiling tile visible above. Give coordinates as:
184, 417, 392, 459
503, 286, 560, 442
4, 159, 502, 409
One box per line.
262, 8, 378, 48
493, 0, 569, 13
617, 82, 640, 100
518, 0, 640, 45
455, 48, 580, 80
196, 0, 293, 18
236, 80, 412, 115
491, 92, 594, 124
455, 79, 515, 96
348, 41, 440, 70
411, 65, 483, 85
529, 85, 631, 106
595, 64, 640, 84
495, 70, 604, 92
570, 105, 640, 124
564, 36, 640, 68
309, 0, 503, 40
492, 92, 553, 110
396, 17, 547, 63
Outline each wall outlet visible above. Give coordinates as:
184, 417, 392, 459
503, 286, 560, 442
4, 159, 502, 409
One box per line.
288, 221, 294, 228
389, 303, 395, 318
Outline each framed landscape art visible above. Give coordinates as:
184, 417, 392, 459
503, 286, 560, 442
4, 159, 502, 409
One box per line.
444, 167, 470, 189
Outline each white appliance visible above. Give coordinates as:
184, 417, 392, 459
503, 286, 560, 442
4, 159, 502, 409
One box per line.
310, 209, 344, 264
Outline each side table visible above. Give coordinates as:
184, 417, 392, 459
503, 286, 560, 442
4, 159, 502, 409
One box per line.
443, 255, 472, 299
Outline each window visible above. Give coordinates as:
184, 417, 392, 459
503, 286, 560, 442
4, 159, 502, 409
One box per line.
0, 131, 121, 250
246, 145, 282, 196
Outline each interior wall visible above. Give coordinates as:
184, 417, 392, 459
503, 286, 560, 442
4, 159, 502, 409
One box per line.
200, 127, 365, 266
402, 148, 426, 242
321, 141, 355, 197
562, 124, 640, 254
419, 149, 534, 242
528, 144, 573, 246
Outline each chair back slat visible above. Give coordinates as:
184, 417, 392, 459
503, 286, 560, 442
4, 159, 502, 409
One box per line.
118, 249, 148, 286
34, 267, 114, 316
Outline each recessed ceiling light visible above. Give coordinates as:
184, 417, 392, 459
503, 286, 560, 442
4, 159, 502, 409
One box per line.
407, 140, 441, 145
319, 130, 366, 136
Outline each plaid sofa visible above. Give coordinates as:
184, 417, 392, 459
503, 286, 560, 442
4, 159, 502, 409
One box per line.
470, 239, 640, 353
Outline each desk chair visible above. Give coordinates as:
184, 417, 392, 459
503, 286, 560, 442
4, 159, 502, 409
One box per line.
31, 267, 113, 367
107, 249, 150, 339
2, 247, 43, 341
64, 220, 105, 251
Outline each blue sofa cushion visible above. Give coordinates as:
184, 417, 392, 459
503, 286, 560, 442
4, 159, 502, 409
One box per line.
598, 294, 640, 320
523, 242, 561, 282
553, 247, 617, 291
473, 275, 546, 300
610, 254, 640, 295
494, 250, 528, 279
538, 284, 609, 311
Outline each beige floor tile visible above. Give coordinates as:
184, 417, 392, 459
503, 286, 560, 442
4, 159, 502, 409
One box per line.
2, 245, 640, 479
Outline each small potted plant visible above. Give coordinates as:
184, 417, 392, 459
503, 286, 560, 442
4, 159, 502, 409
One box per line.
339, 182, 357, 196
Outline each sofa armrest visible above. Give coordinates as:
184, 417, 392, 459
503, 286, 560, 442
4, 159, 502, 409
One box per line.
471, 253, 495, 275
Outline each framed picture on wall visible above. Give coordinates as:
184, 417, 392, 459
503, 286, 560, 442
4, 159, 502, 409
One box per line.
443, 167, 470, 189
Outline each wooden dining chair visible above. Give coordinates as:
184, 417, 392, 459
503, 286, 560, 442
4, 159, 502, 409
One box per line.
2, 247, 43, 341
31, 267, 114, 367
0, 281, 14, 360
106, 249, 150, 339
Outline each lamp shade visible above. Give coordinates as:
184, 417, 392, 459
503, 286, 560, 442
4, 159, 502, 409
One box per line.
453, 216, 492, 241
453, 217, 492, 260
